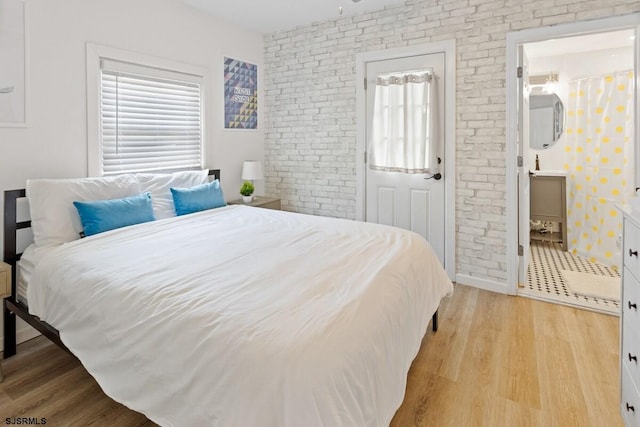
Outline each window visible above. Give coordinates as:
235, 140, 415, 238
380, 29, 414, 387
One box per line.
369, 72, 438, 174
87, 45, 206, 176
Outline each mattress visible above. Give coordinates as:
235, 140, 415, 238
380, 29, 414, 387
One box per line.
15, 243, 48, 306
27, 205, 453, 426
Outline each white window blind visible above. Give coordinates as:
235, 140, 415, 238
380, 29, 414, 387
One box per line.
99, 59, 203, 175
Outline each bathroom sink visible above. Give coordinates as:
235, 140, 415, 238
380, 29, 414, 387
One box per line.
531, 170, 567, 177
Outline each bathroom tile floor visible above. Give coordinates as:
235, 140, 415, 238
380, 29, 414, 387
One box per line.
520, 240, 620, 315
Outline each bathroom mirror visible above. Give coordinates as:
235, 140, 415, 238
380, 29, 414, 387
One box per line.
530, 93, 564, 150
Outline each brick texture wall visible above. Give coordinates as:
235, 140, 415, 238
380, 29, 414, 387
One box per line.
263, 0, 639, 284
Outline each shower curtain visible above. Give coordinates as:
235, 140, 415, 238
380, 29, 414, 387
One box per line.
565, 70, 634, 271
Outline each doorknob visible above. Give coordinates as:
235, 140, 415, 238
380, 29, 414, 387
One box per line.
424, 157, 442, 180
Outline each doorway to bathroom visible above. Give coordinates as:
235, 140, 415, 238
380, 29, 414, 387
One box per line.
506, 15, 640, 314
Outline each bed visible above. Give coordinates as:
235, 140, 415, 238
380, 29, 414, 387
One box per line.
3, 169, 453, 426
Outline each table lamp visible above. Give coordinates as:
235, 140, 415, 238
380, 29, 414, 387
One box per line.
241, 160, 263, 203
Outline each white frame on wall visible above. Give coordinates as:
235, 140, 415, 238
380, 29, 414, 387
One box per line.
505, 13, 640, 295
0, 0, 29, 127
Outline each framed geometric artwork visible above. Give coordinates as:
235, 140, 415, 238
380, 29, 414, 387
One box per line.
0, 0, 27, 126
224, 57, 257, 130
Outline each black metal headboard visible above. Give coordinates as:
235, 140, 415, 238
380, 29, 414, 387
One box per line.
209, 169, 221, 181
3, 189, 29, 268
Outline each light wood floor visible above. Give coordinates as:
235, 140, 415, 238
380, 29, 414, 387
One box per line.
0, 285, 622, 426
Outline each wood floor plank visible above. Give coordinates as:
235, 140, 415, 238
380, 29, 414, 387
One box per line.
397, 372, 461, 427
411, 284, 477, 382
481, 393, 544, 427
498, 296, 541, 410
456, 288, 510, 395
561, 306, 621, 426
0, 285, 623, 426
531, 296, 571, 341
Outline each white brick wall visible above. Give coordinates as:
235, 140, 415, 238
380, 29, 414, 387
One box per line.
263, 0, 639, 283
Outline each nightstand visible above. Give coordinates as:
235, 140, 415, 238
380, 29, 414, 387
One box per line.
0, 262, 11, 383
228, 196, 281, 210
0, 262, 10, 300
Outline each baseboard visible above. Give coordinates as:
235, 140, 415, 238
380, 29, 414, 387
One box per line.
455, 274, 508, 294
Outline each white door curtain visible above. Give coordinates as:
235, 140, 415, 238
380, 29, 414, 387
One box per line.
369, 72, 439, 174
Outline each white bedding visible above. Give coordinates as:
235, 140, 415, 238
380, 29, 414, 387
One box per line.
16, 247, 34, 305
28, 205, 453, 426
16, 244, 52, 305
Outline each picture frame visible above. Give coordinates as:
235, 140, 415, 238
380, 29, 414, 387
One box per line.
0, 0, 27, 127
223, 57, 257, 130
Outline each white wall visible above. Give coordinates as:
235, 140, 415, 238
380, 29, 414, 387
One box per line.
528, 46, 634, 170
0, 0, 264, 347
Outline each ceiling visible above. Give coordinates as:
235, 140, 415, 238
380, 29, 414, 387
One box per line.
525, 29, 635, 58
177, 0, 408, 33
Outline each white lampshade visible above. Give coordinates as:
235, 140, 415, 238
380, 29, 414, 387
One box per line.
241, 160, 263, 181
542, 74, 559, 94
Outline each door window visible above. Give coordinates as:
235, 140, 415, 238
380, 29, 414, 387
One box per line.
369, 72, 438, 174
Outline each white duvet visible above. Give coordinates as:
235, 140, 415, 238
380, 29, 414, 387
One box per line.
28, 205, 453, 426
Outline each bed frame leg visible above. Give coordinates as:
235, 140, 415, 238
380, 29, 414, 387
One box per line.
3, 299, 16, 358
432, 310, 438, 332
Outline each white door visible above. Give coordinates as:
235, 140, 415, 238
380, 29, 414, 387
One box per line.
365, 53, 446, 265
517, 45, 531, 286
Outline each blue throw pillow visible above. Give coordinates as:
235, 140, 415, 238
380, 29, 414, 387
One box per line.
73, 192, 156, 237
170, 179, 226, 216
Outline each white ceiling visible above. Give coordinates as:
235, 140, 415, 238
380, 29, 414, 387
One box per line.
525, 30, 635, 58
177, 0, 408, 33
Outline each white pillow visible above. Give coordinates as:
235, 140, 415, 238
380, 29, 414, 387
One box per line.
136, 170, 209, 220
26, 174, 141, 247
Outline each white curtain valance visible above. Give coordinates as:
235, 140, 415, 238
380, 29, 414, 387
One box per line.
369, 72, 438, 174
376, 73, 433, 86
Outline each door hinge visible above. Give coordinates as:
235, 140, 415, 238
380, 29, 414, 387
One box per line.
364, 78, 367, 90
517, 66, 523, 78
517, 156, 523, 167
518, 245, 524, 256
364, 151, 367, 164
